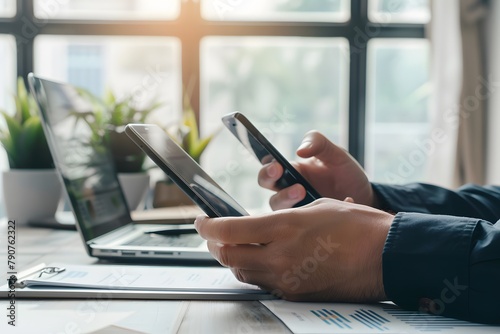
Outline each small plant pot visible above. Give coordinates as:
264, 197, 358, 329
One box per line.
107, 129, 146, 173
2, 169, 62, 225
118, 172, 151, 210
152, 179, 194, 208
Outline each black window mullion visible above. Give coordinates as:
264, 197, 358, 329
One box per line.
347, 1, 425, 166
16, 0, 35, 80
348, 0, 367, 165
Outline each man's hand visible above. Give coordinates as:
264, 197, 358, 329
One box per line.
258, 131, 377, 210
195, 199, 393, 302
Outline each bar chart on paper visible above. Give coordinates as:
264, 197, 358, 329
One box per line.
260, 301, 499, 334
310, 307, 390, 331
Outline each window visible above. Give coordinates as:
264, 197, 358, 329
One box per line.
0, 1, 429, 212
201, 37, 349, 208
0, 34, 16, 112
34, 0, 180, 20
34, 36, 181, 125
0, 0, 15, 18
369, 0, 430, 23
201, 0, 350, 22
0, 34, 17, 217
366, 39, 430, 183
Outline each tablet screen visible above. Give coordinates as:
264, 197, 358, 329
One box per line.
125, 124, 248, 217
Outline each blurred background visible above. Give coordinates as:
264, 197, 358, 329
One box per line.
0, 0, 498, 214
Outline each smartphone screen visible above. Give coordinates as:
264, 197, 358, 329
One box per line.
222, 112, 321, 207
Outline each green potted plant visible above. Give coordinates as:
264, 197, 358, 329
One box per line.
0, 77, 62, 224
153, 92, 219, 207
75, 88, 162, 210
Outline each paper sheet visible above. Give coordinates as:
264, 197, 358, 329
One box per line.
0, 303, 132, 334
19, 263, 261, 294
261, 300, 500, 334
94, 301, 188, 334
0, 300, 187, 334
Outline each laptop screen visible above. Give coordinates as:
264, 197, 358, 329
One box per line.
29, 75, 131, 241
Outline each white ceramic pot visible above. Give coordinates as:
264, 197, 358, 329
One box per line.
118, 173, 150, 210
2, 169, 62, 225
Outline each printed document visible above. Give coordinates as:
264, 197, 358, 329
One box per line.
261, 300, 499, 334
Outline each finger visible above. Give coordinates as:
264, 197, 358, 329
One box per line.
230, 267, 277, 292
207, 241, 268, 270
269, 184, 306, 210
195, 214, 278, 244
296, 130, 350, 165
258, 161, 284, 191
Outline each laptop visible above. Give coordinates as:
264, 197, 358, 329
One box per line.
28, 74, 214, 262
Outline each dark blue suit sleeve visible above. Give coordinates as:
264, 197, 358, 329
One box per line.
372, 183, 500, 324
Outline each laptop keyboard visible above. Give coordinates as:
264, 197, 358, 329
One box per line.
124, 233, 203, 248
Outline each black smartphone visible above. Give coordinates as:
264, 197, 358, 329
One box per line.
125, 124, 249, 218
222, 112, 321, 207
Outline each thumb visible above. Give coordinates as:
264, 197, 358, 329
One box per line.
296, 131, 348, 165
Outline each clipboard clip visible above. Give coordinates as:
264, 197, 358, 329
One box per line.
38, 267, 66, 278
12, 264, 66, 288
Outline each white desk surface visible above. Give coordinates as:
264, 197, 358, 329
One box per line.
0, 219, 291, 333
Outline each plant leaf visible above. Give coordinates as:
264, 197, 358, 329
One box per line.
0, 133, 17, 168
2, 111, 22, 146
0, 77, 54, 169
17, 77, 32, 124
17, 116, 42, 168
182, 107, 199, 153
104, 89, 116, 106
190, 133, 216, 162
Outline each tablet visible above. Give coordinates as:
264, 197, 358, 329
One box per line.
125, 124, 248, 218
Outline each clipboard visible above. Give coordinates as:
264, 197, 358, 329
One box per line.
1, 263, 275, 301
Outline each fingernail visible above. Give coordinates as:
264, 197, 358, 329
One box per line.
267, 163, 278, 178
298, 141, 313, 151
194, 215, 205, 229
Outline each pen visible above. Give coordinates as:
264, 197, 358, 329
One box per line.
144, 227, 198, 236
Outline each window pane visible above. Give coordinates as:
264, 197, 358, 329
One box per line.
0, 35, 16, 112
201, 37, 349, 211
369, 0, 430, 24
0, 34, 17, 218
201, 0, 350, 22
0, 0, 15, 17
366, 39, 431, 184
34, 36, 182, 126
34, 0, 180, 20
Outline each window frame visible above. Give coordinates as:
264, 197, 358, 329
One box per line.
0, 0, 425, 165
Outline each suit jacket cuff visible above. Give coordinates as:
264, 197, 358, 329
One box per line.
383, 212, 477, 321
